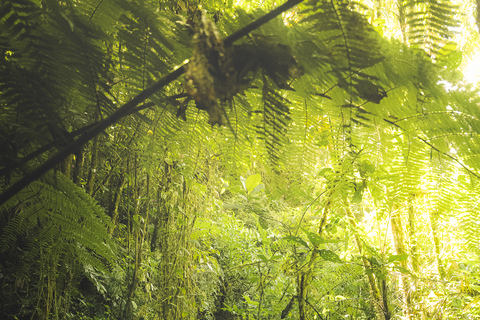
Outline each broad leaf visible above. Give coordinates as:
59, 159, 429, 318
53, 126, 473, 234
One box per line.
319, 249, 343, 263
245, 174, 262, 194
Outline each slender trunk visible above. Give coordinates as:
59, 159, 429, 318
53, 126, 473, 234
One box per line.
150, 188, 161, 252
346, 205, 387, 320
46, 258, 55, 320
408, 195, 419, 274
124, 228, 140, 320
407, 195, 424, 316
124, 164, 151, 320
109, 169, 126, 235
390, 205, 412, 320
158, 163, 175, 319
296, 274, 307, 320
429, 210, 446, 279
123, 156, 137, 320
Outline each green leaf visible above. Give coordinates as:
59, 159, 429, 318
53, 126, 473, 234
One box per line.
359, 160, 375, 175
251, 183, 265, 195
321, 239, 345, 244
459, 259, 480, 265
244, 295, 259, 306
257, 254, 268, 262
245, 174, 262, 194
258, 216, 268, 229
319, 249, 343, 263
393, 266, 414, 276
387, 254, 409, 264
303, 229, 323, 246
283, 235, 309, 248
352, 185, 364, 204
302, 228, 344, 246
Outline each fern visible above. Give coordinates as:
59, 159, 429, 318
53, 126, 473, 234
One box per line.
301, 0, 386, 107
0, 171, 115, 273
400, 0, 458, 57
0, 0, 115, 179
259, 82, 291, 163
458, 195, 480, 256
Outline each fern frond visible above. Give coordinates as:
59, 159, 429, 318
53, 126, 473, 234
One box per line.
0, 172, 116, 273
401, 0, 458, 57
301, 0, 386, 106
458, 196, 480, 256
259, 82, 291, 163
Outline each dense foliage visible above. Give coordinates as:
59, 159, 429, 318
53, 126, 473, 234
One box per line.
2, 0, 480, 319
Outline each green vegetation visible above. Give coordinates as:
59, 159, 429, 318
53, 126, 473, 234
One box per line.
2, 0, 480, 319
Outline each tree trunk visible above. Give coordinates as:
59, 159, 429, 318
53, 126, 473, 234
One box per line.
390, 205, 412, 320
408, 195, 419, 274
429, 210, 446, 279
296, 274, 307, 320
109, 168, 126, 235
